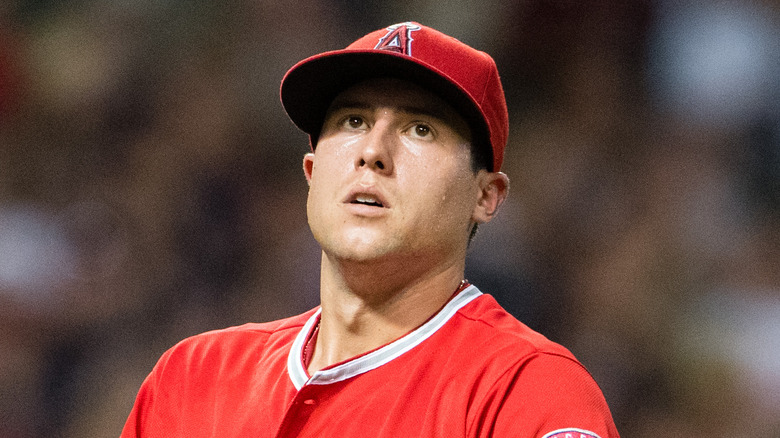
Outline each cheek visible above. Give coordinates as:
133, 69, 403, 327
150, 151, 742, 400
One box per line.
317, 134, 362, 164
306, 154, 351, 220
442, 181, 478, 220
409, 167, 476, 222
306, 167, 332, 217
308, 154, 341, 191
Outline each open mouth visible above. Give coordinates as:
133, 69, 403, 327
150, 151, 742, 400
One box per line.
351, 195, 384, 208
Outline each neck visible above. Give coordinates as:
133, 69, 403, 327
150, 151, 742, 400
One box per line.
306, 252, 466, 374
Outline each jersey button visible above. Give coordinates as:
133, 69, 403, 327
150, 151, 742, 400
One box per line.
303, 399, 316, 405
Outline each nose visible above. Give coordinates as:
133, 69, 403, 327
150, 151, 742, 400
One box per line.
355, 121, 394, 174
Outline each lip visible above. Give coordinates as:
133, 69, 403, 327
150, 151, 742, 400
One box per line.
342, 186, 391, 212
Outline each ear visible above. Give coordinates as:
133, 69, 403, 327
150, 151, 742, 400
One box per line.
472, 171, 509, 224
303, 153, 315, 185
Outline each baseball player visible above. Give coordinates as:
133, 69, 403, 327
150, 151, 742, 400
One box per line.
121, 22, 619, 438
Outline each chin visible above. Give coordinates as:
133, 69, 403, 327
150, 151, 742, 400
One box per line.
322, 233, 400, 264
330, 244, 393, 263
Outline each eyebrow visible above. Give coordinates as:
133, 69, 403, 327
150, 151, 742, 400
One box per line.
326, 100, 451, 123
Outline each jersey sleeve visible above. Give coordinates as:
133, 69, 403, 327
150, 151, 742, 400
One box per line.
119, 334, 209, 437
119, 348, 169, 438
471, 352, 620, 438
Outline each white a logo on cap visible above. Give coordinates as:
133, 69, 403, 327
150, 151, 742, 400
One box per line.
375, 22, 421, 56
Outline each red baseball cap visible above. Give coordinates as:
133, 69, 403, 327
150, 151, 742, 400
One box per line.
280, 22, 509, 172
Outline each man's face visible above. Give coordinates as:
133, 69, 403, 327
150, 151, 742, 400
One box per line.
303, 78, 484, 268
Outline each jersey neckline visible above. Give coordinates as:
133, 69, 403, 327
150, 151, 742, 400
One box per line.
287, 284, 483, 390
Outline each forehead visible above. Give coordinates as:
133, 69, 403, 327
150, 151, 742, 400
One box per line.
326, 78, 471, 136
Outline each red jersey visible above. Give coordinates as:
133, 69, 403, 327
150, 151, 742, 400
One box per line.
121, 285, 619, 437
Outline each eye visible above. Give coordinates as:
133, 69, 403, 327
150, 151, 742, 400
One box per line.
410, 123, 433, 139
344, 116, 366, 130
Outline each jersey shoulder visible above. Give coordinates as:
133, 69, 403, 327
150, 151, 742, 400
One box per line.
457, 294, 619, 437
156, 308, 316, 373
457, 293, 576, 361
179, 307, 314, 344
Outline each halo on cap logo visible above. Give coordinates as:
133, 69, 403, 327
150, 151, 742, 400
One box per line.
375, 22, 421, 56
541, 429, 602, 438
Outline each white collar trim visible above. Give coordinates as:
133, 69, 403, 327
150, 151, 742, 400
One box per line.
287, 284, 482, 390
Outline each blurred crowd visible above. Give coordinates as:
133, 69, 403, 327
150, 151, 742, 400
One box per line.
0, 1, 778, 437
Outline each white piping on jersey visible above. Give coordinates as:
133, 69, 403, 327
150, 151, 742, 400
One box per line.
541, 428, 603, 438
287, 284, 483, 390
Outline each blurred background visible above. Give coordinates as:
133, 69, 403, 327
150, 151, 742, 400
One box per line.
1, 0, 778, 436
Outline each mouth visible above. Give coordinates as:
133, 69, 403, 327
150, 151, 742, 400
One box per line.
351, 195, 384, 208
344, 189, 390, 209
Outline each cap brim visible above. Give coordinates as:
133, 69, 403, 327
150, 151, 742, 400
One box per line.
280, 50, 491, 168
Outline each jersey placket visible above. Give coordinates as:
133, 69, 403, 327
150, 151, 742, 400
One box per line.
273, 383, 331, 437
272, 285, 483, 437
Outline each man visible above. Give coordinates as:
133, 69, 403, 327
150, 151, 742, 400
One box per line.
121, 22, 619, 438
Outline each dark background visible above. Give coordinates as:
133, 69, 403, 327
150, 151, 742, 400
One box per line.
1, 1, 779, 436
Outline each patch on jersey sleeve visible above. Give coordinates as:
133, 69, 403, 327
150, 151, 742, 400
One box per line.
542, 428, 602, 438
